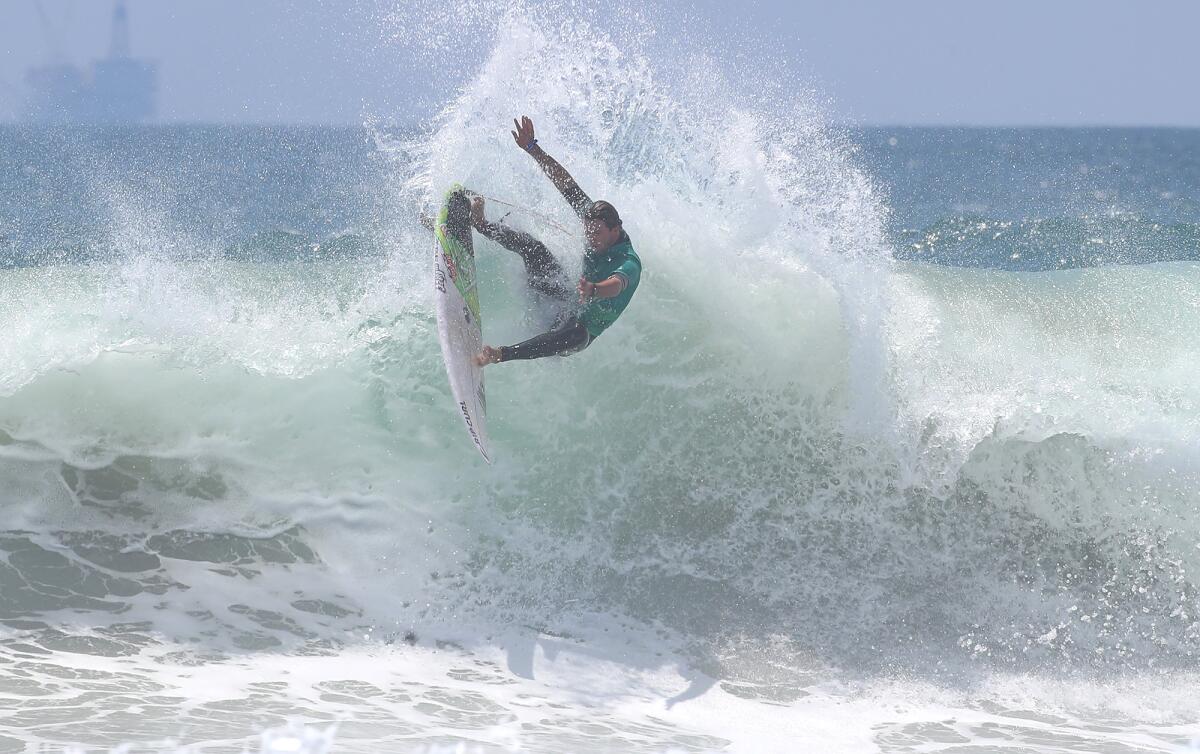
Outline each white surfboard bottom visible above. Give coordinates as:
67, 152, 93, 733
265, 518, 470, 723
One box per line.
434, 239, 491, 463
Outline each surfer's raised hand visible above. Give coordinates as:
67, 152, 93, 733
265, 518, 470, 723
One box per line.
474, 345, 503, 368
512, 116, 536, 150
515, 117, 592, 217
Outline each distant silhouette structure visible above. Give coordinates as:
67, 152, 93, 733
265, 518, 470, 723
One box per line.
23, 0, 157, 123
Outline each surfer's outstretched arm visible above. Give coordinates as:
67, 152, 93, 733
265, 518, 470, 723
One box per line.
512, 116, 593, 219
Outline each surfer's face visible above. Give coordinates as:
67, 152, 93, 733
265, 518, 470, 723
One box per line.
584, 218, 622, 251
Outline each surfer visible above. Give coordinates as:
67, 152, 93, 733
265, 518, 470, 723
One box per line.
472, 116, 641, 367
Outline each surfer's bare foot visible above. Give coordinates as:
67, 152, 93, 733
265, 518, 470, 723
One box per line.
469, 197, 487, 230
474, 346, 502, 367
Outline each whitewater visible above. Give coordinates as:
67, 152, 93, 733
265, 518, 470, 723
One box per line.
1, 7, 1199, 753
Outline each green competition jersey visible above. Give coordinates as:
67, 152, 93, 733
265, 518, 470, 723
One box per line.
579, 233, 641, 338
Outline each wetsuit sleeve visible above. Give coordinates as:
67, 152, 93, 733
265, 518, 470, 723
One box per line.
527, 145, 593, 219
562, 182, 593, 220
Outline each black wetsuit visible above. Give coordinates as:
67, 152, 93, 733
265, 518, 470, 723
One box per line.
472, 218, 590, 362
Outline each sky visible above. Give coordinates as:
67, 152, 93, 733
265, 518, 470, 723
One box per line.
0, 0, 1197, 126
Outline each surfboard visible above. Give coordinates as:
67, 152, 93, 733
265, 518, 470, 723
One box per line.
433, 185, 492, 463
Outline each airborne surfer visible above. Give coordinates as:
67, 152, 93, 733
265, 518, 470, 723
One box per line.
471, 116, 642, 367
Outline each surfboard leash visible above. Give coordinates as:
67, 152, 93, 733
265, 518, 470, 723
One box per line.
479, 195, 575, 237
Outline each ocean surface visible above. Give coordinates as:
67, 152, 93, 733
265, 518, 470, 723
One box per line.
1, 13, 1200, 754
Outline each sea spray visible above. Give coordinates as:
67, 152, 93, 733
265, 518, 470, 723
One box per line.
0, 4, 1196, 752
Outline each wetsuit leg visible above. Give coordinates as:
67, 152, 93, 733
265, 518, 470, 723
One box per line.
500, 317, 591, 362
476, 221, 571, 301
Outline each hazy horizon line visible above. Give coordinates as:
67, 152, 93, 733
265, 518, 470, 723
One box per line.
1, 119, 1198, 131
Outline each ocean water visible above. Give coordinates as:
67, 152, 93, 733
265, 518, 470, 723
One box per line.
2, 10, 1200, 754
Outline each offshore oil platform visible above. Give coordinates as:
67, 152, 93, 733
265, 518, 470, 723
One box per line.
23, 0, 157, 123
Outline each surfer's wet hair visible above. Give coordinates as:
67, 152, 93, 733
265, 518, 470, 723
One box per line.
584, 200, 621, 228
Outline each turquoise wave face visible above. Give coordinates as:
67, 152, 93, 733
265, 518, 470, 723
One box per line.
1, 249, 1199, 675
